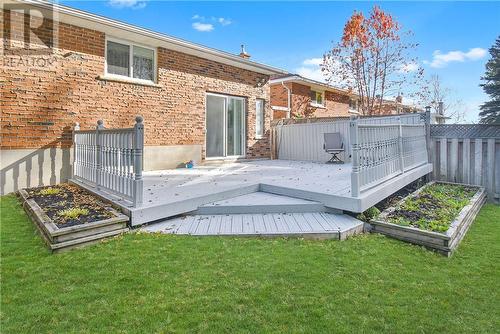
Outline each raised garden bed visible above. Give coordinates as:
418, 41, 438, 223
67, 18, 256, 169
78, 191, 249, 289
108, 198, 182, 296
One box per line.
370, 181, 486, 256
18, 183, 129, 253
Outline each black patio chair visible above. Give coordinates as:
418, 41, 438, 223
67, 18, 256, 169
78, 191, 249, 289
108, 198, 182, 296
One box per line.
323, 132, 344, 164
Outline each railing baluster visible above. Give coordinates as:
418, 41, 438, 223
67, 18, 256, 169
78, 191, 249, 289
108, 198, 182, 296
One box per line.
351, 119, 428, 195
72, 117, 144, 207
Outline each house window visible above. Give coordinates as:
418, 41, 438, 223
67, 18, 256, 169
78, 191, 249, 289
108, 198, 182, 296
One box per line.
106, 38, 155, 82
255, 99, 265, 138
310, 90, 324, 106
349, 98, 358, 111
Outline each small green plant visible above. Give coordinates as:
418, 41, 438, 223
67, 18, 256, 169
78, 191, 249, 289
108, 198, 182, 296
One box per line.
38, 187, 61, 196
387, 183, 477, 233
357, 206, 380, 222
57, 207, 89, 220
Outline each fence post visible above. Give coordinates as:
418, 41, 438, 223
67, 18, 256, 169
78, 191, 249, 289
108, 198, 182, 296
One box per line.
270, 123, 276, 160
424, 109, 431, 163
72, 122, 80, 179
350, 116, 360, 197
397, 116, 404, 173
96, 120, 104, 190
132, 116, 144, 206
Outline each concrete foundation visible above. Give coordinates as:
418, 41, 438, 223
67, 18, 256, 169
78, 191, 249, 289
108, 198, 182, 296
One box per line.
1, 148, 73, 195
143, 145, 202, 171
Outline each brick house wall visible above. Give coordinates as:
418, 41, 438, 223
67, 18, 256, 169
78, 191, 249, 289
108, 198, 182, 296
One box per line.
0, 10, 273, 194
270, 82, 351, 119
270, 83, 289, 108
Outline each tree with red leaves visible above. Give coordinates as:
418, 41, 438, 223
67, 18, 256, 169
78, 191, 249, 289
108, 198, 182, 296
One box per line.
322, 6, 425, 115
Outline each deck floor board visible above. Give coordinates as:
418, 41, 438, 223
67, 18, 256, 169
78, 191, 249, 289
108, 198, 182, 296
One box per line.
143, 212, 364, 238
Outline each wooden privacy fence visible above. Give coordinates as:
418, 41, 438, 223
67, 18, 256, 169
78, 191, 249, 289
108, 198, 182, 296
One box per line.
350, 117, 429, 196
430, 124, 500, 201
272, 113, 425, 162
73, 116, 144, 206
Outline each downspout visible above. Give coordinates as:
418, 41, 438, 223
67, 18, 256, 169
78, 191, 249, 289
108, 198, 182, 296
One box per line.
281, 81, 292, 118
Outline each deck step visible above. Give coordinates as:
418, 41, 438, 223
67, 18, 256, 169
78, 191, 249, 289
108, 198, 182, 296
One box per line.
141, 212, 364, 240
193, 192, 327, 215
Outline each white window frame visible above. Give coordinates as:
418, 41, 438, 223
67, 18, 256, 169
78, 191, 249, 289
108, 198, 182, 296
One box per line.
255, 99, 265, 139
310, 89, 325, 107
104, 36, 157, 84
349, 98, 358, 112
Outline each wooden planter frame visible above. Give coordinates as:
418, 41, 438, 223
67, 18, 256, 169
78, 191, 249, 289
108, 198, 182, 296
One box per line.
370, 181, 486, 256
18, 189, 129, 253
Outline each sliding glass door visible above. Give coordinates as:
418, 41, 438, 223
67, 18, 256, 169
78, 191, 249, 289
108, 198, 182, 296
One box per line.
206, 94, 245, 158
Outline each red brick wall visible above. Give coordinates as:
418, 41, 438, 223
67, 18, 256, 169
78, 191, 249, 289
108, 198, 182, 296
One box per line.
322, 91, 350, 117
1, 10, 271, 159
270, 82, 351, 119
270, 83, 289, 108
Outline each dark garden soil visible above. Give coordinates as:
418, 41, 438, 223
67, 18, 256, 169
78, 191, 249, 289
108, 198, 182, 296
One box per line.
26, 183, 115, 228
385, 182, 478, 233
350, 177, 427, 222
374, 177, 427, 212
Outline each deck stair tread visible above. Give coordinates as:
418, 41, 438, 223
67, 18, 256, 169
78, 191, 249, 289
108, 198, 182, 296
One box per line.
193, 191, 326, 214
141, 212, 364, 239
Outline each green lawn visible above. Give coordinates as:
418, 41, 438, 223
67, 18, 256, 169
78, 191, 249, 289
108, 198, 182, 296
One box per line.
1, 195, 499, 333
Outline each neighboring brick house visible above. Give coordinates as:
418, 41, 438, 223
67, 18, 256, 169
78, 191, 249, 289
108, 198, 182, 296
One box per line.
270, 74, 420, 119
270, 75, 359, 119
0, 1, 286, 194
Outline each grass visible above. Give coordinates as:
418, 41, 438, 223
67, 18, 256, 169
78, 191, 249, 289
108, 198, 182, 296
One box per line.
1, 194, 499, 333
388, 183, 479, 232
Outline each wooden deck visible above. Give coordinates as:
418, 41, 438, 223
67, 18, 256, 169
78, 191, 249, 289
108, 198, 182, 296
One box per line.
72, 159, 432, 226
141, 212, 364, 240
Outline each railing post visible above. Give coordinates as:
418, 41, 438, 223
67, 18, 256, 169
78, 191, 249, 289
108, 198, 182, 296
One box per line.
397, 116, 404, 173
424, 109, 431, 163
72, 122, 80, 179
132, 116, 144, 206
96, 120, 104, 189
350, 116, 360, 197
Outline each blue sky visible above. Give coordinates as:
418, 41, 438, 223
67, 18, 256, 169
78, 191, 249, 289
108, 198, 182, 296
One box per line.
61, 1, 499, 122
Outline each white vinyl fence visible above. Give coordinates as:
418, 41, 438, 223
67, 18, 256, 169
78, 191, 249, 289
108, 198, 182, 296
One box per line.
350, 118, 428, 196
73, 117, 144, 206
430, 124, 500, 202
275, 113, 424, 162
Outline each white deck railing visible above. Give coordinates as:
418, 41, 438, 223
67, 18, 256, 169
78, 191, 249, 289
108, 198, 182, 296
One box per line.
273, 113, 425, 162
73, 117, 144, 206
350, 115, 429, 197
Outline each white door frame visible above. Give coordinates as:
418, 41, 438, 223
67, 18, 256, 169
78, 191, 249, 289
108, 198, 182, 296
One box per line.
205, 93, 246, 160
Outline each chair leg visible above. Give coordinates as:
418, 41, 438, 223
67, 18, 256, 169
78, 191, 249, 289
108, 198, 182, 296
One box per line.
326, 153, 344, 164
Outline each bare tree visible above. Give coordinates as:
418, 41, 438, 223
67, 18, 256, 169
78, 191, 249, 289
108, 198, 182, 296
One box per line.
426, 75, 466, 123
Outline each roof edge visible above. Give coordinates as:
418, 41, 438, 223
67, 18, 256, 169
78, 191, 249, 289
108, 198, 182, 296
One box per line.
16, 0, 288, 75
269, 75, 351, 95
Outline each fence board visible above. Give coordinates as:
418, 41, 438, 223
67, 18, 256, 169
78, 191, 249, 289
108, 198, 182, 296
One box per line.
430, 125, 499, 202
474, 139, 483, 186
450, 138, 459, 182
487, 139, 496, 198
439, 138, 447, 180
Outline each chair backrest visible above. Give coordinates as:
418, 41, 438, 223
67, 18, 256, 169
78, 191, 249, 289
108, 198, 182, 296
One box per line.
324, 132, 343, 150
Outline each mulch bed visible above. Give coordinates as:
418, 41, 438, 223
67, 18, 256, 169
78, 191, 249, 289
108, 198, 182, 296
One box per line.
26, 183, 114, 228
